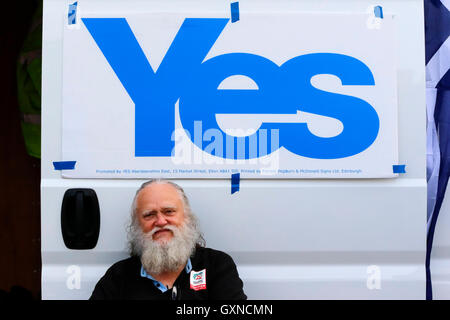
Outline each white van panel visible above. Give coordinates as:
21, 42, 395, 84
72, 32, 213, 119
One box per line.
42, 0, 428, 299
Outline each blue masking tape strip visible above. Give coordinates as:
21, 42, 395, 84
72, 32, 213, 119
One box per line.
53, 161, 76, 170
231, 173, 240, 194
374, 6, 384, 19
231, 2, 240, 23
393, 165, 406, 174
68, 1, 78, 25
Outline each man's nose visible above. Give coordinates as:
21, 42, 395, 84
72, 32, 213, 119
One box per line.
154, 213, 168, 227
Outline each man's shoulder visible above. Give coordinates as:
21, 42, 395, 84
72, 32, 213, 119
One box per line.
193, 246, 229, 257
103, 256, 141, 277
192, 247, 236, 265
90, 256, 141, 300
191, 247, 247, 300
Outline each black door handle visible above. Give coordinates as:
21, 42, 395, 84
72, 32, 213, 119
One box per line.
61, 188, 100, 249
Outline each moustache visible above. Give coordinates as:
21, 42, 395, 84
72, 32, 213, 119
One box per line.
145, 225, 178, 239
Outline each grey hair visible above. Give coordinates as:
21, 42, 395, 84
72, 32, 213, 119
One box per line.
127, 179, 205, 255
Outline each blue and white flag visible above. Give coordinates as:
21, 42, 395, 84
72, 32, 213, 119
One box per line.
425, 0, 450, 300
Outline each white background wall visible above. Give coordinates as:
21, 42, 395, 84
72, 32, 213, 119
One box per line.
42, 0, 428, 299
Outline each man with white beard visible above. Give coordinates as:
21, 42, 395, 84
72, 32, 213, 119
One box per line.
90, 179, 247, 300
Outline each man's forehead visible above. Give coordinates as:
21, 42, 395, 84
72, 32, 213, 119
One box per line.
136, 183, 183, 206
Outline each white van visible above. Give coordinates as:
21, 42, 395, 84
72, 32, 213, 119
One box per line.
41, 0, 448, 299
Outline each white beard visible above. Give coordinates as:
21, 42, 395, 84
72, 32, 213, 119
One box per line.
129, 217, 200, 275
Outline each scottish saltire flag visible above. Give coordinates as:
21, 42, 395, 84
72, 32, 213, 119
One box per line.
425, 0, 450, 300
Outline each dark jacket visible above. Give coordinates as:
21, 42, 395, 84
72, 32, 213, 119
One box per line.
90, 247, 247, 300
